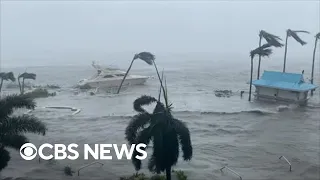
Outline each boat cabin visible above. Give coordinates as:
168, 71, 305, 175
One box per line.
252, 71, 318, 105
92, 68, 126, 79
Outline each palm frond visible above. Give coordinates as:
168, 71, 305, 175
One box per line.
162, 77, 173, 111
125, 113, 151, 144
152, 101, 167, 115
293, 30, 310, 33
0, 134, 28, 150
0, 94, 36, 118
260, 30, 282, 41
315, 32, 320, 39
7, 72, 15, 82
0, 115, 47, 136
18, 72, 36, 80
133, 95, 158, 113
131, 126, 153, 171
134, 52, 155, 65
136, 126, 153, 145
164, 77, 168, 106
264, 37, 284, 47
0, 72, 16, 82
147, 154, 157, 172
172, 118, 192, 161
287, 29, 309, 45
162, 126, 179, 167
151, 126, 165, 173
260, 43, 272, 49
0, 148, 10, 171
250, 44, 273, 59
158, 70, 165, 101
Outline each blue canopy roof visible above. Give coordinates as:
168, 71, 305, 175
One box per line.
252, 71, 318, 92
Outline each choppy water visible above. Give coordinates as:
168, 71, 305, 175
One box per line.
1, 55, 319, 180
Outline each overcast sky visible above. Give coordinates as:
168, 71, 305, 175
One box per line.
0, 1, 319, 67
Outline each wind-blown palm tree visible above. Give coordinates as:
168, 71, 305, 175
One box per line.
18, 72, 36, 94
257, 30, 283, 79
249, 44, 273, 101
117, 52, 167, 103
125, 82, 192, 180
0, 72, 16, 94
283, 29, 310, 72
116, 52, 154, 94
0, 94, 47, 171
311, 32, 320, 96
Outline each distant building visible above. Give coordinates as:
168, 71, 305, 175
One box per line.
252, 71, 318, 105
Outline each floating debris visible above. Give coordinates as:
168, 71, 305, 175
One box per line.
277, 105, 289, 112
25, 106, 81, 115
214, 90, 233, 98
24, 88, 56, 98
63, 166, 74, 176
34, 84, 61, 89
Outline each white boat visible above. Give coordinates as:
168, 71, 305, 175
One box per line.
77, 61, 149, 90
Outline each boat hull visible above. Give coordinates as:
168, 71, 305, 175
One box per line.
78, 76, 148, 90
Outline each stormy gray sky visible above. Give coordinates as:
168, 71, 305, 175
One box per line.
0, 1, 319, 67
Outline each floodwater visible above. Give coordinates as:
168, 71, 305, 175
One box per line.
1, 55, 319, 180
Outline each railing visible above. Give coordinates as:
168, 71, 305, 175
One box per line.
220, 166, 242, 180
77, 161, 104, 176
279, 156, 292, 171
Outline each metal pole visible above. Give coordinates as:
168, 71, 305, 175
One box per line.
220, 166, 242, 180
77, 162, 104, 176
279, 156, 292, 172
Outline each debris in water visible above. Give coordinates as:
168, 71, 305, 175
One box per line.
277, 105, 289, 112
63, 166, 74, 176
214, 90, 233, 98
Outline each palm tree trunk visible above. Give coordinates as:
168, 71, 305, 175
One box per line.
158, 70, 164, 101
18, 78, 22, 94
22, 78, 25, 94
249, 57, 254, 101
0, 78, 3, 94
153, 61, 168, 108
165, 167, 171, 180
117, 57, 135, 94
311, 37, 318, 96
283, 34, 289, 72
257, 36, 262, 79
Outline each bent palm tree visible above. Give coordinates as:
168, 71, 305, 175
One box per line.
257, 30, 283, 79
283, 29, 310, 72
249, 44, 273, 101
125, 83, 192, 180
117, 52, 169, 107
18, 72, 36, 94
116, 52, 154, 94
311, 32, 320, 96
0, 72, 16, 94
0, 94, 47, 171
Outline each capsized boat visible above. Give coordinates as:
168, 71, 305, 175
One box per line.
77, 61, 149, 90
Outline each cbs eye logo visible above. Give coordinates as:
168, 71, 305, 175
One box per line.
20, 143, 37, 160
